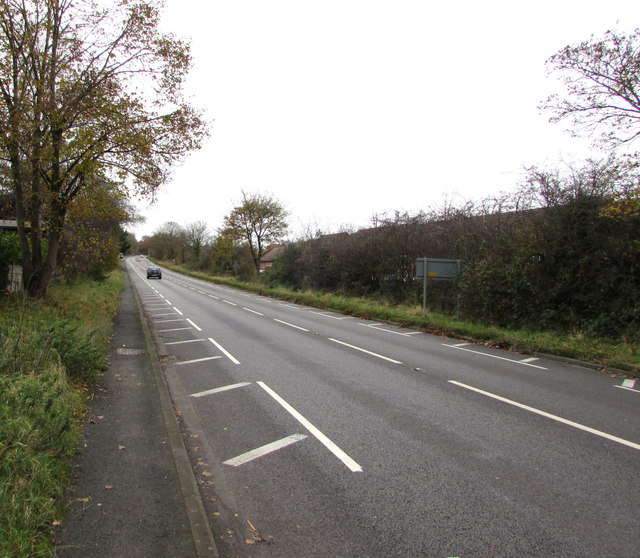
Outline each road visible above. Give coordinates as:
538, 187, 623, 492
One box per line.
126, 258, 640, 558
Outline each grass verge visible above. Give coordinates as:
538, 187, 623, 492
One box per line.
0, 269, 124, 557
156, 261, 639, 376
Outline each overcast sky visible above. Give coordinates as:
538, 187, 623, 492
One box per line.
133, 0, 640, 239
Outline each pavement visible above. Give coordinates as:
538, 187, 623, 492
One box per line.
55, 271, 218, 557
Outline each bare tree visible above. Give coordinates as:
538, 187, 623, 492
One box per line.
184, 220, 210, 262
541, 28, 640, 148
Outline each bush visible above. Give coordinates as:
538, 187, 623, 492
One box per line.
0, 366, 79, 557
0, 271, 122, 555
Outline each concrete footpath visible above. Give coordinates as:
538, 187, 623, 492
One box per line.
56, 272, 218, 557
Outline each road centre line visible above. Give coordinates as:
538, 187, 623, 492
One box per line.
186, 318, 202, 331
208, 337, 241, 364
190, 382, 252, 398
207, 294, 219, 300
449, 380, 640, 451
223, 434, 308, 467
329, 338, 403, 364
175, 356, 222, 366
165, 339, 207, 346
444, 343, 548, 370
257, 381, 363, 473
223, 300, 237, 306
274, 319, 310, 332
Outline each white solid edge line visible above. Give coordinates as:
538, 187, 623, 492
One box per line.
257, 381, 363, 473
223, 434, 308, 467
449, 380, 640, 451
186, 318, 202, 331
190, 382, 252, 398
329, 338, 402, 364
208, 337, 241, 364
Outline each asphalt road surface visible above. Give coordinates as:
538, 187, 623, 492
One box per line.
127, 258, 640, 558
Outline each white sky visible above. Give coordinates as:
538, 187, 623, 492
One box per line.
133, 0, 640, 239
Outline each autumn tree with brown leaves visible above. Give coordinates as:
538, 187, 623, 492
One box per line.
0, 0, 207, 295
223, 191, 289, 274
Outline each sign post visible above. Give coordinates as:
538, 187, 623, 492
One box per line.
415, 257, 464, 310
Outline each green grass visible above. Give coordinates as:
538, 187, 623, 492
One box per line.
0, 270, 124, 557
157, 261, 640, 376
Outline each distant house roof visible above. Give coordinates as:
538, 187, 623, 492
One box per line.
259, 244, 285, 271
261, 245, 285, 262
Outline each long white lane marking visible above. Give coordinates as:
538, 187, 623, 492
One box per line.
208, 337, 241, 364
223, 434, 308, 467
208, 294, 219, 300
243, 307, 264, 316
449, 380, 640, 451
274, 319, 309, 332
444, 344, 548, 370
186, 318, 202, 331
175, 356, 222, 366
173, 307, 184, 316
223, 300, 237, 306
358, 323, 416, 337
165, 339, 207, 346
329, 338, 402, 364
311, 311, 354, 320
190, 382, 252, 398
257, 381, 363, 473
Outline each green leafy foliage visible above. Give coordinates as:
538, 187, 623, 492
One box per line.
0, 368, 79, 557
0, 271, 123, 555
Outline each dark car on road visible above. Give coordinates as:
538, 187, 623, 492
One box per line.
146, 266, 162, 279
